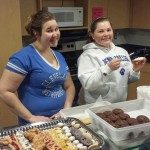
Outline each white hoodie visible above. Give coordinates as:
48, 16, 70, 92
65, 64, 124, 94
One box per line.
77, 42, 139, 105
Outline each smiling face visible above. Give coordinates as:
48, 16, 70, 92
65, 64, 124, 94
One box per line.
39, 19, 60, 48
91, 20, 113, 48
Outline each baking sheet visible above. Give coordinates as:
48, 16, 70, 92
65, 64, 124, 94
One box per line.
0, 117, 105, 150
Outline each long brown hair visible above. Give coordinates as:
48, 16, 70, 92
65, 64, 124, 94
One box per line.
25, 10, 55, 42
87, 17, 113, 43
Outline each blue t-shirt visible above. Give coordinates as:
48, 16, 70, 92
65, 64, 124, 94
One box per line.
6, 45, 69, 125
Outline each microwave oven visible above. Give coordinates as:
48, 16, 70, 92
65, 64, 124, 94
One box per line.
48, 7, 83, 27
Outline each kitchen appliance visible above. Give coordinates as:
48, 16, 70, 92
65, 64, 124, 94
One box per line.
48, 7, 83, 27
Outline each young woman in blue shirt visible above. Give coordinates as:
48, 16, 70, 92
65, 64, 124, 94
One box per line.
0, 10, 75, 125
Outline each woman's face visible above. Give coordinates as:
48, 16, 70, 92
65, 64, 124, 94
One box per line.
39, 19, 60, 48
91, 21, 113, 48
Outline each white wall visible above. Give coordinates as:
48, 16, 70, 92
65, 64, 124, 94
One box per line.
113, 29, 150, 46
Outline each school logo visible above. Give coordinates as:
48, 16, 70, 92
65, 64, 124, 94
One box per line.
42, 72, 67, 98
120, 68, 125, 75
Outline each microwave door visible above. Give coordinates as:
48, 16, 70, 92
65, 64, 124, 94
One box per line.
48, 7, 83, 27
54, 12, 75, 27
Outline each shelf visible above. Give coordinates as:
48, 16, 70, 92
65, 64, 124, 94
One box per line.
59, 26, 88, 31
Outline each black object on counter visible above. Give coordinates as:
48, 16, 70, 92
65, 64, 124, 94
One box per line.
118, 44, 150, 62
129, 48, 150, 61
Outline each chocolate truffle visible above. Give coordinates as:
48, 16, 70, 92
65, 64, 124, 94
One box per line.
127, 118, 139, 126
136, 115, 150, 124
110, 122, 120, 128
96, 112, 106, 119
80, 136, 93, 146
109, 114, 120, 122
118, 113, 130, 120
103, 118, 113, 124
115, 119, 129, 127
103, 111, 113, 117
112, 108, 124, 115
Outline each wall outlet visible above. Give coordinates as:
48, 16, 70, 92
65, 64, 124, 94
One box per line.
114, 32, 118, 39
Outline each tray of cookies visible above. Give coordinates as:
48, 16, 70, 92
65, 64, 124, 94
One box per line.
0, 117, 105, 150
86, 99, 150, 142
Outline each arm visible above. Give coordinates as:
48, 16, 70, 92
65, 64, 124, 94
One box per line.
128, 57, 147, 83
78, 54, 112, 91
125, 48, 147, 83
63, 72, 75, 108
0, 69, 51, 123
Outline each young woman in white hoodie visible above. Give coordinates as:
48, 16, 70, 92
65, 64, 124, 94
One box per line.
77, 17, 146, 105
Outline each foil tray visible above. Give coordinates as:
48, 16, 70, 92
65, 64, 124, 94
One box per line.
0, 117, 105, 150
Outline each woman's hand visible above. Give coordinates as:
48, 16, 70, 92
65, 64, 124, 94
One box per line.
108, 58, 122, 71
50, 112, 61, 119
28, 115, 52, 123
132, 57, 147, 72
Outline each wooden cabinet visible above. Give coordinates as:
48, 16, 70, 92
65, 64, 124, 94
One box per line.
127, 82, 137, 100
0, 0, 22, 127
107, 0, 131, 29
37, 0, 75, 9
36, 0, 150, 30
75, 0, 108, 29
127, 63, 150, 101
23, 0, 130, 34
20, 0, 37, 35
137, 63, 150, 86
75, 0, 131, 29
132, 0, 150, 29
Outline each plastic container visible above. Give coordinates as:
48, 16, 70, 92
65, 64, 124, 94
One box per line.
137, 86, 150, 99
86, 99, 150, 142
60, 101, 111, 120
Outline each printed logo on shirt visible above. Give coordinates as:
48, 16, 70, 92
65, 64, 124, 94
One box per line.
120, 68, 125, 75
42, 86, 64, 98
102, 55, 130, 65
41, 72, 67, 98
102, 55, 130, 76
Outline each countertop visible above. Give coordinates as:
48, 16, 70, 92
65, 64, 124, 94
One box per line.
60, 101, 150, 150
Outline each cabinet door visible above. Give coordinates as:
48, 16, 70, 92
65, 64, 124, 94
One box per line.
137, 72, 150, 86
87, 0, 108, 29
0, 0, 22, 127
107, 0, 131, 29
127, 63, 150, 101
127, 82, 137, 100
20, 0, 37, 35
127, 72, 150, 101
132, 0, 150, 29
75, 0, 108, 29
76, 0, 131, 29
